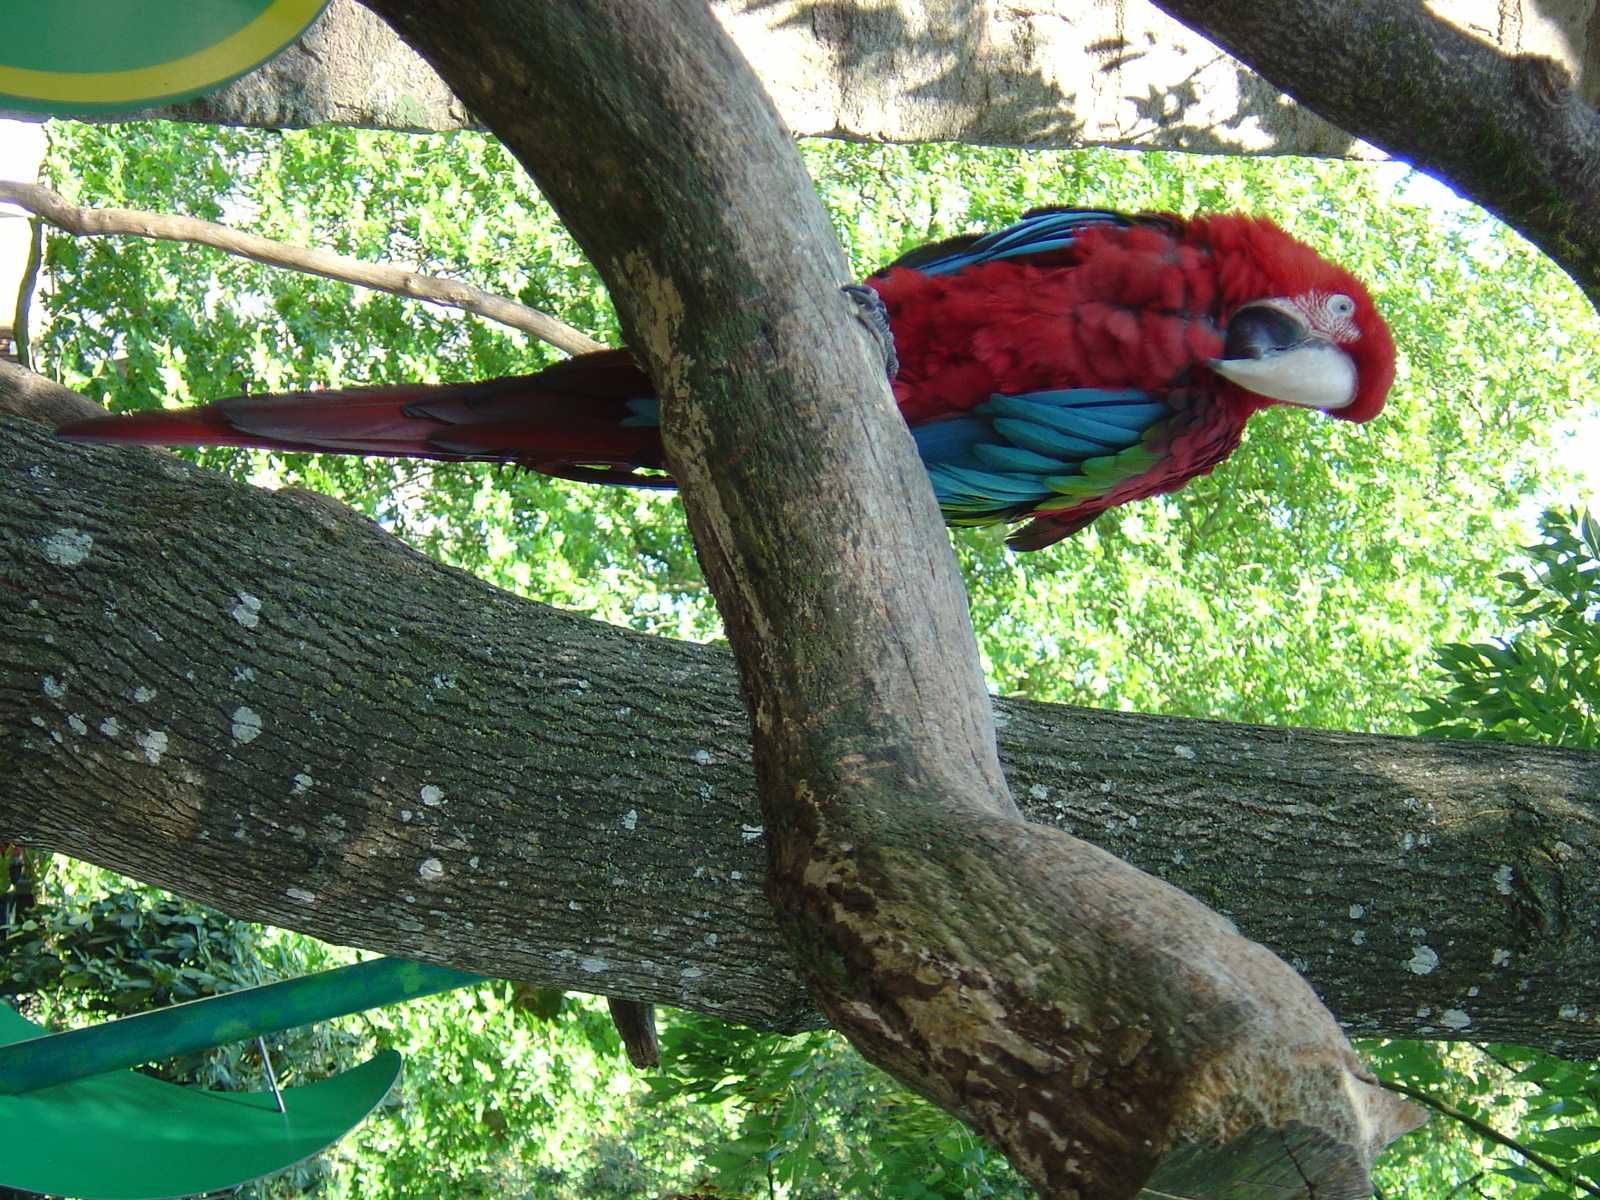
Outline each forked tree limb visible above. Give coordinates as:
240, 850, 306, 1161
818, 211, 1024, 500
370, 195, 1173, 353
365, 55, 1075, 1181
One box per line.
353, 1, 1422, 1195
0, 180, 604, 356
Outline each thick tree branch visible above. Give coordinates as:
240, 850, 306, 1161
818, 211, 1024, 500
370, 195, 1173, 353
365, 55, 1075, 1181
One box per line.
0, 359, 106, 427
0, 180, 602, 357
3, 0, 1368, 158
1148, 0, 1600, 308
3, 411, 1599, 1048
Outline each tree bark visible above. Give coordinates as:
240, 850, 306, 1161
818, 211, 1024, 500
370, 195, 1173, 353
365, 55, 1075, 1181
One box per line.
18, 0, 1600, 175
5, 411, 1598, 1052
3, 0, 1370, 157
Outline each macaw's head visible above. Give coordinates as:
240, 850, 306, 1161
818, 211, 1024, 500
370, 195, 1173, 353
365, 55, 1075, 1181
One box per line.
1196, 215, 1396, 423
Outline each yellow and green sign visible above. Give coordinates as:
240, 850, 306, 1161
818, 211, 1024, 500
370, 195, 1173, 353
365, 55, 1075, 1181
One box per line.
0, 0, 328, 114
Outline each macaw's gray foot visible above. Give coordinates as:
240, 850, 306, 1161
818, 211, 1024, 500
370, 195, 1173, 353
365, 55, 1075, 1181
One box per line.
841, 283, 899, 380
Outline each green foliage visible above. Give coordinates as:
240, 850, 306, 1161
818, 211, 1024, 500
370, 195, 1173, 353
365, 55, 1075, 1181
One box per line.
3, 885, 273, 1009
1364, 1039, 1600, 1199
317, 985, 735, 1200
1413, 506, 1600, 746
642, 1014, 1028, 1199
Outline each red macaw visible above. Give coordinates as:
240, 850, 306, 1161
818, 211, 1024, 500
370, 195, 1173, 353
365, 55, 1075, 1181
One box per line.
57, 208, 1395, 550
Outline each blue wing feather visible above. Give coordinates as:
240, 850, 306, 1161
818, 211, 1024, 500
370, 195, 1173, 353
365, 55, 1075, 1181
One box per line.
993, 391, 1172, 431
989, 417, 1115, 458
924, 464, 1061, 511
971, 442, 1073, 473
982, 391, 1163, 442
911, 386, 1172, 517
898, 210, 1130, 277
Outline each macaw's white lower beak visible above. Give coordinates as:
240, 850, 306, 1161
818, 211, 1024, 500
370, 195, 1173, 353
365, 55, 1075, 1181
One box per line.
1210, 302, 1358, 411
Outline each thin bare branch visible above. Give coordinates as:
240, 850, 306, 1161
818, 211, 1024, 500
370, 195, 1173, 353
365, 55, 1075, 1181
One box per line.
0, 179, 605, 356
1380, 1078, 1600, 1198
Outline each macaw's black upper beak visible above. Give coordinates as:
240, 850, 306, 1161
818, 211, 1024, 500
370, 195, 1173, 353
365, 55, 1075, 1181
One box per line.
1221, 304, 1309, 361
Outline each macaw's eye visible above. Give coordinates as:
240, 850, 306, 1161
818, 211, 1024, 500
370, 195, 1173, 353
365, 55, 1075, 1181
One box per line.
1328, 294, 1356, 319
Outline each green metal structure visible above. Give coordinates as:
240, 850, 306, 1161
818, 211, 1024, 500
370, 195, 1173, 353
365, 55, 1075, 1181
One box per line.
0, 957, 487, 1199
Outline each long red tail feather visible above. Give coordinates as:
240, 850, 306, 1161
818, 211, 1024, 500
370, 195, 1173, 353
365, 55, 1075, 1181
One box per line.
55, 350, 669, 481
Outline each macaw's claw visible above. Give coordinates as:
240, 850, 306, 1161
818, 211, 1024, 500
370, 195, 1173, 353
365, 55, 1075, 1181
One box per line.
841, 282, 900, 381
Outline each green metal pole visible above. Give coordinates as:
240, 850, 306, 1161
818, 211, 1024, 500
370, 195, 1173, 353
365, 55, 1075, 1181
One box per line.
0, 957, 485, 1095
